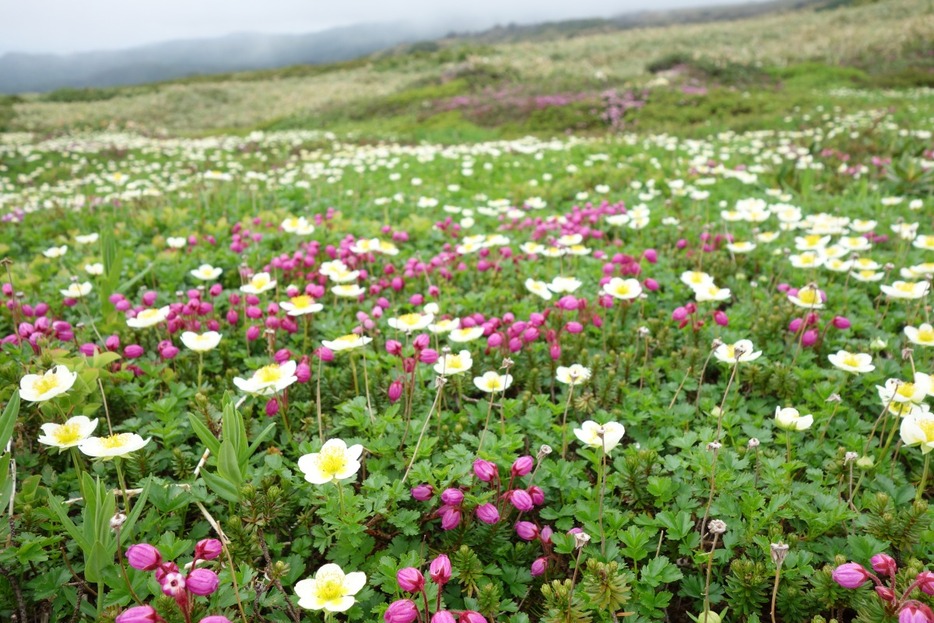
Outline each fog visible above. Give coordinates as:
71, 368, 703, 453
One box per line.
2, 0, 760, 55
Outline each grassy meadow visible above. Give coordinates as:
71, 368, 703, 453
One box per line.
1, 1, 933, 622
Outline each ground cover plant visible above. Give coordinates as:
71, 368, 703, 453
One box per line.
0, 81, 933, 623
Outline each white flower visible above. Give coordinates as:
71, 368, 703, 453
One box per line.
20, 365, 78, 402
573, 420, 626, 453
880, 281, 929, 300
127, 306, 170, 329
787, 285, 824, 309
166, 237, 187, 249
905, 324, 934, 347
774, 407, 813, 431
602, 277, 642, 301
240, 272, 277, 294
827, 350, 874, 374
473, 371, 513, 393
449, 326, 484, 343
428, 318, 460, 334
434, 350, 473, 376
525, 278, 552, 300
298, 439, 363, 484
180, 331, 222, 352
75, 233, 99, 245
84, 263, 104, 276
714, 339, 762, 364
900, 413, 934, 454
726, 241, 756, 253
38, 416, 98, 449
280, 295, 323, 317
547, 276, 582, 294
556, 364, 591, 385
60, 282, 93, 298
281, 216, 315, 235
191, 264, 223, 281
43, 245, 68, 259
693, 284, 731, 303
79, 433, 151, 459
878, 374, 933, 405
681, 271, 715, 288
321, 334, 372, 352
387, 312, 434, 333
233, 361, 298, 396
294, 563, 366, 612
331, 284, 365, 298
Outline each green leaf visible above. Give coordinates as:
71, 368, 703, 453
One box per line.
187, 413, 221, 455
202, 470, 241, 504
217, 439, 243, 486
247, 422, 277, 459
640, 556, 683, 587
46, 493, 90, 551
0, 390, 19, 451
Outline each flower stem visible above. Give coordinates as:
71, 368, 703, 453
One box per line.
916, 453, 931, 504
114, 458, 131, 515
560, 385, 576, 460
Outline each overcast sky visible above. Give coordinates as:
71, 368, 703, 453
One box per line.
2, 0, 756, 55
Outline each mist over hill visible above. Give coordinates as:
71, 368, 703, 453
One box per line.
0, 22, 450, 94
0, 0, 832, 94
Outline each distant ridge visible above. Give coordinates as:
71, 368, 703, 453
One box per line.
0, 0, 838, 94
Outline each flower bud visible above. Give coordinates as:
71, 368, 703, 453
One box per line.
508, 489, 534, 512
265, 398, 279, 417
194, 538, 223, 561
126, 543, 163, 571
186, 568, 219, 596
832, 315, 851, 329
439, 506, 461, 530
531, 557, 548, 576
410, 484, 434, 501
385, 599, 420, 623
876, 585, 897, 603
429, 554, 452, 585
459, 611, 488, 623
528, 485, 544, 506
432, 612, 457, 623
871, 553, 897, 576
124, 344, 144, 359
475, 503, 500, 524
473, 458, 498, 482
801, 329, 818, 347
511, 456, 534, 477
713, 310, 728, 327
916, 570, 934, 595
388, 379, 404, 403
832, 562, 870, 589
296, 362, 311, 383
515, 521, 539, 541
899, 601, 934, 623
441, 488, 464, 506
116, 605, 165, 623
396, 567, 425, 593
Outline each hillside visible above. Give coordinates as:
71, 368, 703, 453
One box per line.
2, 0, 931, 137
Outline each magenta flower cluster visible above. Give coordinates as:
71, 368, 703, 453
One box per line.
832, 555, 934, 622
384, 553, 488, 623
117, 539, 227, 623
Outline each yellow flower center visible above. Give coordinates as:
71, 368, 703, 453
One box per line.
290, 295, 314, 309
897, 383, 916, 398
32, 375, 60, 395
53, 423, 82, 446
335, 335, 358, 345
725, 346, 736, 360
842, 354, 861, 368
803, 235, 822, 246
797, 288, 819, 305
445, 355, 464, 370
252, 275, 269, 288
613, 283, 630, 296
256, 365, 282, 384
138, 309, 160, 321
318, 446, 347, 478
486, 377, 501, 391
398, 313, 421, 326
100, 434, 129, 449
316, 575, 345, 601
919, 328, 934, 343
896, 282, 918, 293
918, 419, 934, 442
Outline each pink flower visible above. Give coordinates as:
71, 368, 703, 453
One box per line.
429, 554, 451, 585
439, 506, 461, 530
396, 567, 425, 593
515, 521, 539, 541
385, 599, 420, 623
917, 570, 934, 595
900, 601, 934, 623
475, 503, 500, 524
871, 553, 897, 576
441, 488, 464, 506
411, 484, 434, 501
459, 611, 488, 623
160, 571, 187, 597
116, 605, 165, 623
186, 568, 219, 596
199, 617, 232, 623
511, 456, 534, 477
388, 379, 404, 403
473, 459, 498, 482
432, 612, 457, 623
832, 562, 870, 589
531, 557, 548, 576
126, 544, 162, 571
508, 489, 534, 512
